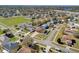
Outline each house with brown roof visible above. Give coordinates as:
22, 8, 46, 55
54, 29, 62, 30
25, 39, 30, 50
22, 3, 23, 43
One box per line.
17, 47, 35, 53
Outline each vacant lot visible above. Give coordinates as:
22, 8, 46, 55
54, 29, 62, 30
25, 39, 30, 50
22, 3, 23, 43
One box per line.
0, 16, 32, 26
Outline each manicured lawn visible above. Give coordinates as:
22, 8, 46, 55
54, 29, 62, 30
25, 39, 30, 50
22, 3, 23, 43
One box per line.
23, 28, 29, 33
9, 37, 18, 42
0, 16, 32, 26
0, 29, 3, 35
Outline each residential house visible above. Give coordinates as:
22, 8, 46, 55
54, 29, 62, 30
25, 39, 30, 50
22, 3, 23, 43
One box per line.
2, 42, 19, 53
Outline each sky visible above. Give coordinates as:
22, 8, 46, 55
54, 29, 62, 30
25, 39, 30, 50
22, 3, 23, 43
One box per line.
0, 0, 79, 5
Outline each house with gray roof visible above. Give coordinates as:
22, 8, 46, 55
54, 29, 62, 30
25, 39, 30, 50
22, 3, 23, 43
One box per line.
2, 42, 19, 53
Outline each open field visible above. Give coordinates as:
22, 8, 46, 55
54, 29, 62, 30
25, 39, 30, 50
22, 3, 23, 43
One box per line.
0, 16, 32, 26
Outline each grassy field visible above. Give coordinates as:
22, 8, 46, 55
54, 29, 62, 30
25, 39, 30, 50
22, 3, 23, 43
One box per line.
0, 16, 32, 26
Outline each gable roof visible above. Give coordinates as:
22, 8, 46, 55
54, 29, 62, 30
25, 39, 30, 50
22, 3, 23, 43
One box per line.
18, 47, 32, 53
3, 42, 19, 52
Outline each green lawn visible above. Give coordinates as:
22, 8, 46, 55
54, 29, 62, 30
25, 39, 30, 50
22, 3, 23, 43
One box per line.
9, 37, 18, 42
0, 16, 32, 26
23, 28, 29, 33
0, 29, 3, 35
